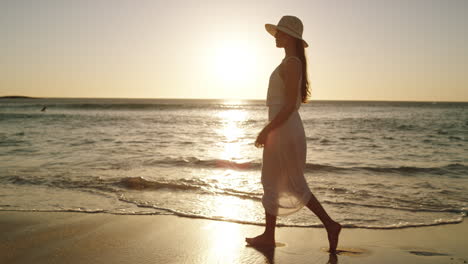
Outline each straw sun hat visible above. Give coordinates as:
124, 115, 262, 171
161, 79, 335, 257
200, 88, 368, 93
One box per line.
265, 15, 308, 48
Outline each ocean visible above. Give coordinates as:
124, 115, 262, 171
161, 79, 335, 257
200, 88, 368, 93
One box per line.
1, 98, 467, 229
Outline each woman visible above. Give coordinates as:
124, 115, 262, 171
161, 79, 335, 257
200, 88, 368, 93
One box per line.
245, 15, 342, 253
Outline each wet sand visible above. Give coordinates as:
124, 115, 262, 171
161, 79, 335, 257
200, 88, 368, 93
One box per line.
0, 211, 467, 264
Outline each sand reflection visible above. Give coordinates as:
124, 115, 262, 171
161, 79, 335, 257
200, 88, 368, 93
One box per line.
247, 245, 275, 264
203, 221, 244, 263
246, 245, 338, 263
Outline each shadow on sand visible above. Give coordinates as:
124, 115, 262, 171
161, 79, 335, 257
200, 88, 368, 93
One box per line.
247, 244, 339, 264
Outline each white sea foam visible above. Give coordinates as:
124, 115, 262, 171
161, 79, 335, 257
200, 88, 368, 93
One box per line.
1, 98, 467, 228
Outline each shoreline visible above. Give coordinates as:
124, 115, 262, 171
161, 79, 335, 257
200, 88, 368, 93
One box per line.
1, 211, 467, 264
0, 209, 465, 230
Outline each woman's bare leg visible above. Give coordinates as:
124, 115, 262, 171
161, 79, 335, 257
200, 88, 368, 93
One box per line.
306, 193, 342, 253
245, 210, 277, 246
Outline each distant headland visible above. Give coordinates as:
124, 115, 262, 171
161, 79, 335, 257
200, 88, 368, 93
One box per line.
0, 96, 38, 99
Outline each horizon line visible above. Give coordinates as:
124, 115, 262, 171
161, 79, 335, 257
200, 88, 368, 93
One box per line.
1, 95, 468, 103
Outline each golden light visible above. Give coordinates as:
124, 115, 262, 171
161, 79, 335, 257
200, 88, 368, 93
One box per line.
202, 220, 244, 263
211, 40, 257, 87
216, 109, 248, 162
217, 109, 248, 122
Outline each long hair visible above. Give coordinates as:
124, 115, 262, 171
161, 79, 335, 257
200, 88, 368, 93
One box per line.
295, 38, 311, 103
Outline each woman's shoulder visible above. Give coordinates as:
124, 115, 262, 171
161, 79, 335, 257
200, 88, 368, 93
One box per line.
282, 56, 301, 63
281, 57, 302, 69
279, 57, 302, 77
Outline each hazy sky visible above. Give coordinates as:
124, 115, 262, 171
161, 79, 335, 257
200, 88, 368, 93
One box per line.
1, 0, 467, 101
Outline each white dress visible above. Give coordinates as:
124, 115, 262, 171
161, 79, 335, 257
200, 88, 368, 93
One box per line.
261, 56, 312, 216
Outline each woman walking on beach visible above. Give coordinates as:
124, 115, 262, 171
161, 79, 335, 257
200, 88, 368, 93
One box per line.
245, 15, 341, 253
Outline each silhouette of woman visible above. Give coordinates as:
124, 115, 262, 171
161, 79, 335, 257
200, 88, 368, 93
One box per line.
246, 16, 341, 253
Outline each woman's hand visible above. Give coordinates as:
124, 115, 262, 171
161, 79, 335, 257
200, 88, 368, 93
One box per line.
255, 127, 270, 148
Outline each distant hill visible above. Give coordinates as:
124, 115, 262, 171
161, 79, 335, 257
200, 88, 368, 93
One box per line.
0, 96, 37, 99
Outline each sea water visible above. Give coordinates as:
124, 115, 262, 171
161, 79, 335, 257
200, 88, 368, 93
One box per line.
1, 98, 467, 229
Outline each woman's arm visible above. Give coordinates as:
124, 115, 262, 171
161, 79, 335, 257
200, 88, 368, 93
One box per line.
255, 58, 301, 147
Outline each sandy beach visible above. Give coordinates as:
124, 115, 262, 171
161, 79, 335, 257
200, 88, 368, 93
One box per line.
0, 211, 466, 264
2, 0, 468, 263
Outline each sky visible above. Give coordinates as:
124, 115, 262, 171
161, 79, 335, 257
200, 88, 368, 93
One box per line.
1, 0, 467, 101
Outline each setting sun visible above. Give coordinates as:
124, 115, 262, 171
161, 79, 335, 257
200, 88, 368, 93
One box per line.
1, 1, 468, 263
212, 40, 257, 87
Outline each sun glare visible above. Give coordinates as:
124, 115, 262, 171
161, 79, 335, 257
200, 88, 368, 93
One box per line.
212, 41, 257, 86
216, 109, 248, 162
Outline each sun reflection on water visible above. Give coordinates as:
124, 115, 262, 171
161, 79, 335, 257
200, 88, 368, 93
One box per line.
216, 109, 249, 162
210, 107, 255, 225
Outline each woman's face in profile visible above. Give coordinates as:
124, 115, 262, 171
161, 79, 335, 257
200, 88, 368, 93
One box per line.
274, 30, 291, 48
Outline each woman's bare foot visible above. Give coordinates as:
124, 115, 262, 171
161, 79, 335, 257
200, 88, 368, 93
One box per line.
326, 221, 342, 253
245, 233, 275, 247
